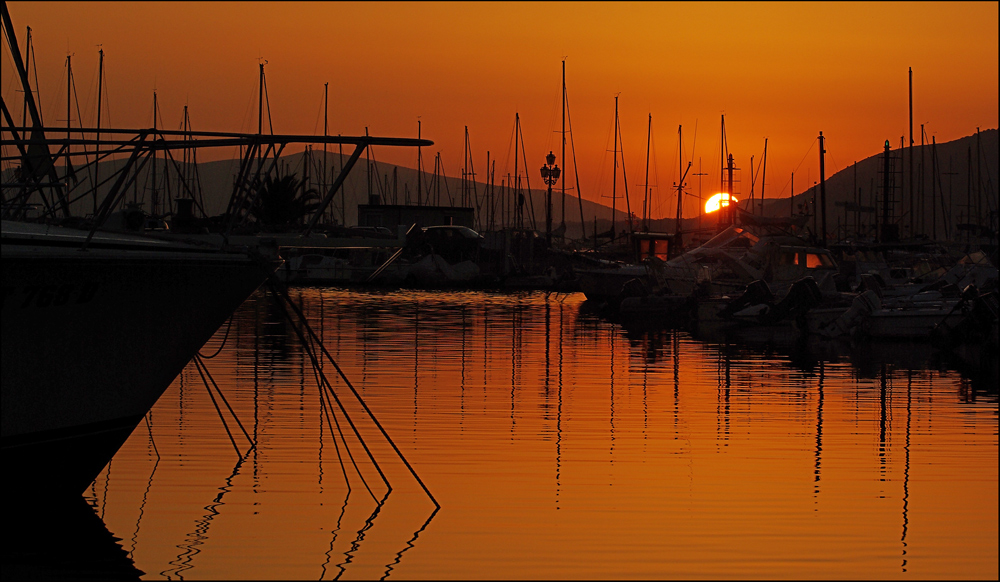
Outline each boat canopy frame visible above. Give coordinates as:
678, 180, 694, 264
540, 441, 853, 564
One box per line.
1, 125, 432, 236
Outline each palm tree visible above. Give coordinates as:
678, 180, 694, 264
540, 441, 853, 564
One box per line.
250, 172, 321, 230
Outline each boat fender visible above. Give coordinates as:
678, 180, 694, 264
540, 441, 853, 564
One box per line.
732, 303, 770, 321
720, 279, 774, 319
856, 273, 884, 300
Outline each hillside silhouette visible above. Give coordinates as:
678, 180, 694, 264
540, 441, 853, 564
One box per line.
13, 129, 995, 242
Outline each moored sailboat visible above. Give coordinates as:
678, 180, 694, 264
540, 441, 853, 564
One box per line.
0, 4, 432, 497
1, 220, 280, 496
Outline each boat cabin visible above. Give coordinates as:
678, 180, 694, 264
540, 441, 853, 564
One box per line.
631, 232, 672, 262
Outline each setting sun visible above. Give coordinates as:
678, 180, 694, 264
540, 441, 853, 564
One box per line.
705, 193, 737, 214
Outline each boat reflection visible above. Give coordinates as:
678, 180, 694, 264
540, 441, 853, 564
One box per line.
583, 294, 999, 390
81, 289, 441, 580
3, 496, 144, 580
66, 289, 997, 579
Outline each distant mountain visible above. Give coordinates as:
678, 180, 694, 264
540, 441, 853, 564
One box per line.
185, 148, 637, 239
190, 128, 996, 242
760, 128, 997, 242
9, 129, 994, 243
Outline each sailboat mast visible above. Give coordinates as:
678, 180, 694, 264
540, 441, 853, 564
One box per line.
719, 114, 725, 215
257, 63, 264, 135
675, 125, 683, 226
463, 126, 469, 207
417, 119, 422, 206
975, 127, 981, 230
695, 157, 706, 230
19, 27, 44, 130
323, 82, 329, 222
563, 70, 587, 240
66, 54, 72, 184
21, 26, 31, 127
612, 95, 618, 241
303, 145, 311, 207
853, 161, 859, 237
931, 135, 937, 240
430, 135, 437, 205
152, 91, 158, 215
95, 47, 104, 214
365, 126, 371, 200
760, 138, 768, 214
561, 59, 566, 230
725, 154, 735, 228
468, 132, 478, 219
819, 131, 827, 247
920, 124, 925, 235
643, 114, 651, 231
258, 63, 264, 135
256, 61, 268, 178
184, 105, 200, 210
671, 126, 692, 258
182, 105, 189, 200
491, 158, 496, 231
486, 151, 491, 230
619, 107, 632, 234
908, 67, 914, 237
881, 140, 892, 241
505, 173, 510, 229
514, 113, 520, 228
3, 12, 66, 217
330, 135, 340, 223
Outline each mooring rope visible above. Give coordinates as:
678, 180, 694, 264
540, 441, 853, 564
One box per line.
194, 354, 253, 446
198, 314, 234, 359
192, 354, 241, 457
268, 283, 391, 498
143, 412, 160, 459
310, 337, 381, 503
266, 278, 440, 508
246, 248, 439, 508
319, 382, 352, 493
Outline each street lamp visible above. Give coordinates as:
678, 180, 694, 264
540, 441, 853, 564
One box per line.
540, 151, 561, 246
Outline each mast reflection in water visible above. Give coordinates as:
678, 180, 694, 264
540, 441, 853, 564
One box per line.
83, 289, 996, 579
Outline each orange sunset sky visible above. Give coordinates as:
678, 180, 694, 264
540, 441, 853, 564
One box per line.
3, 1, 998, 219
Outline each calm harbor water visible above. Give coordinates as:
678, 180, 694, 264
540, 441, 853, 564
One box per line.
85, 288, 996, 579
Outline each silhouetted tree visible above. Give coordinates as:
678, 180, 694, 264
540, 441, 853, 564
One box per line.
250, 172, 320, 229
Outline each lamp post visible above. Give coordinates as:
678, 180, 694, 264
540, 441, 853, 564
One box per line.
540, 151, 561, 247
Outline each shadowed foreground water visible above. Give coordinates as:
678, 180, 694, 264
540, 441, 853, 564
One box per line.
83, 288, 996, 579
